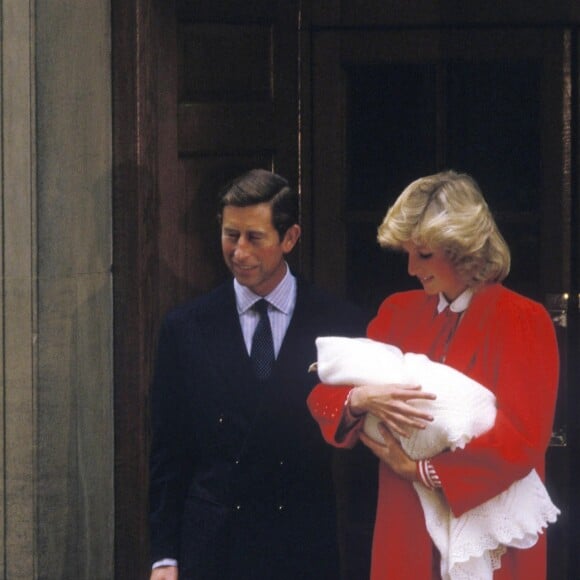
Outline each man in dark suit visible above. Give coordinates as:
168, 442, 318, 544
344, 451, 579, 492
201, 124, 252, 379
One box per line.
149, 169, 368, 580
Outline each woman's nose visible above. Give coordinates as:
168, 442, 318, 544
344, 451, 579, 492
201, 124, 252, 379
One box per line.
407, 254, 417, 276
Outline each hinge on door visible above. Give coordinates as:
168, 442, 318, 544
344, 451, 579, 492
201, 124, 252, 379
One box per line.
549, 427, 567, 447
545, 293, 570, 328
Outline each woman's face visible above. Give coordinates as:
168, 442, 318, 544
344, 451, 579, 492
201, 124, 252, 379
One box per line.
402, 241, 467, 302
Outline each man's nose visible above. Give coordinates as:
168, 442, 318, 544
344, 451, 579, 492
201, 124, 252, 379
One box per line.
234, 237, 250, 257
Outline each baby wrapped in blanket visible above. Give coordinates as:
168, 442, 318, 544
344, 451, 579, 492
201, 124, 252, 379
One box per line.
313, 336, 559, 580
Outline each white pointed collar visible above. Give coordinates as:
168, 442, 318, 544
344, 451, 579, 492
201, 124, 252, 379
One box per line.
437, 287, 474, 314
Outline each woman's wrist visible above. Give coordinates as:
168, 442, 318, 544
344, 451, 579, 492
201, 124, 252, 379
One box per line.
342, 388, 365, 426
346, 386, 366, 417
416, 459, 442, 489
405, 460, 419, 482
394, 457, 418, 482
336, 388, 365, 442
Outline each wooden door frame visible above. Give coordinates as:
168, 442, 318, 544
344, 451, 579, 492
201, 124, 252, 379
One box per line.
112, 1, 302, 576
112, 0, 170, 576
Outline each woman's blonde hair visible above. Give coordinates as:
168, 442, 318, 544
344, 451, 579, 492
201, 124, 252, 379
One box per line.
377, 170, 510, 286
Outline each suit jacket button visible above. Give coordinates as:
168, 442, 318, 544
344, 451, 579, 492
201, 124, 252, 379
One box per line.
235, 504, 242, 511
277, 504, 285, 511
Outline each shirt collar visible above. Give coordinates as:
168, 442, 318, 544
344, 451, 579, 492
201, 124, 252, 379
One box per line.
234, 263, 296, 315
437, 287, 474, 314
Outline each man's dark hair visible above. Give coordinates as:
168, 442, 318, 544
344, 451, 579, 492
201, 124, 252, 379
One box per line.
218, 169, 299, 239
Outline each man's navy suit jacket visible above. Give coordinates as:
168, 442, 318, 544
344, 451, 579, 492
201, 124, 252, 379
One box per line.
149, 277, 368, 579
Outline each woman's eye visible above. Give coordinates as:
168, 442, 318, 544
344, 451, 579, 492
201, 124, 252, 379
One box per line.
418, 252, 433, 260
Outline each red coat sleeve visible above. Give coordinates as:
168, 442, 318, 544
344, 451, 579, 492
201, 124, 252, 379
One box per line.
307, 384, 362, 448
307, 292, 418, 449
433, 295, 559, 517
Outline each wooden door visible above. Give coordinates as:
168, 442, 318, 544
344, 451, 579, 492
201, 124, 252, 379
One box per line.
113, 1, 300, 576
309, 27, 576, 579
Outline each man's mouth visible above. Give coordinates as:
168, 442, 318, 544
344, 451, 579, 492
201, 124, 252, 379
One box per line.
233, 263, 257, 271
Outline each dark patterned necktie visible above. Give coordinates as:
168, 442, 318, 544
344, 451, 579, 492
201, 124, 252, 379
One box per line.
250, 299, 275, 380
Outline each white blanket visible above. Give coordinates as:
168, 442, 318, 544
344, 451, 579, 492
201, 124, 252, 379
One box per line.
314, 336, 559, 580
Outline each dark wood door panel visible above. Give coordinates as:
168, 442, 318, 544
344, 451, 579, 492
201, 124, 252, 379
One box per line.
178, 103, 275, 153
312, 0, 580, 27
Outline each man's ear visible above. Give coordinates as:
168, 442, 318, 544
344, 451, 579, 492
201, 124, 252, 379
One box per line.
281, 224, 301, 254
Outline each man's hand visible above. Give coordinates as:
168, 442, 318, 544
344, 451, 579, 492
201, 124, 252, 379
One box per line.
360, 422, 417, 481
349, 383, 435, 438
150, 566, 178, 580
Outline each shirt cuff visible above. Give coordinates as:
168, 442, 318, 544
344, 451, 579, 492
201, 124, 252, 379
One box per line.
417, 459, 442, 489
152, 558, 178, 569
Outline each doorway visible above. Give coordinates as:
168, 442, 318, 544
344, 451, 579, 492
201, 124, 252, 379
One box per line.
309, 26, 576, 579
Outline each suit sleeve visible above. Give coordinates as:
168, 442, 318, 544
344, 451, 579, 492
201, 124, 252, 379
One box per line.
433, 298, 559, 517
148, 316, 194, 564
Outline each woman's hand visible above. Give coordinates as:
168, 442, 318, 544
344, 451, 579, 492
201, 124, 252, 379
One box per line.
360, 423, 417, 481
348, 383, 436, 438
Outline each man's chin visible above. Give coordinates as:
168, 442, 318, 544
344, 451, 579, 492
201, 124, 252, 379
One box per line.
231, 264, 257, 279
234, 273, 262, 292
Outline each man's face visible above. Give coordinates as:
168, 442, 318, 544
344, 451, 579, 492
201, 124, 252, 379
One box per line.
221, 202, 300, 296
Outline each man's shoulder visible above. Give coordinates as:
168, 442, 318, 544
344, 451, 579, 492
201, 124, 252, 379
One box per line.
163, 281, 233, 325
296, 278, 370, 330
297, 278, 357, 309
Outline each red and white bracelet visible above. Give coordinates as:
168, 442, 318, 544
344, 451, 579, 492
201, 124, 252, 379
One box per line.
417, 459, 442, 489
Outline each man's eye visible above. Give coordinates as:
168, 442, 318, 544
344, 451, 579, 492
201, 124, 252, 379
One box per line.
418, 252, 433, 260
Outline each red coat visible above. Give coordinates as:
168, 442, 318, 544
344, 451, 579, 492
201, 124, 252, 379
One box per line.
308, 284, 559, 579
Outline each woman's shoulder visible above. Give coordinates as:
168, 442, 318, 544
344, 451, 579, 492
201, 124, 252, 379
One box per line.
368, 290, 436, 342
478, 283, 546, 311
474, 284, 552, 328
381, 289, 430, 309
374, 289, 435, 322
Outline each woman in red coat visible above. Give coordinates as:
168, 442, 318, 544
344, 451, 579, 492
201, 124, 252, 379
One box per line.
308, 170, 559, 579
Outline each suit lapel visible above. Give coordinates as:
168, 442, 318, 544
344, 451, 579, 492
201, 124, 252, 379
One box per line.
199, 281, 261, 409
198, 282, 255, 393
275, 281, 316, 378
198, 279, 316, 402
